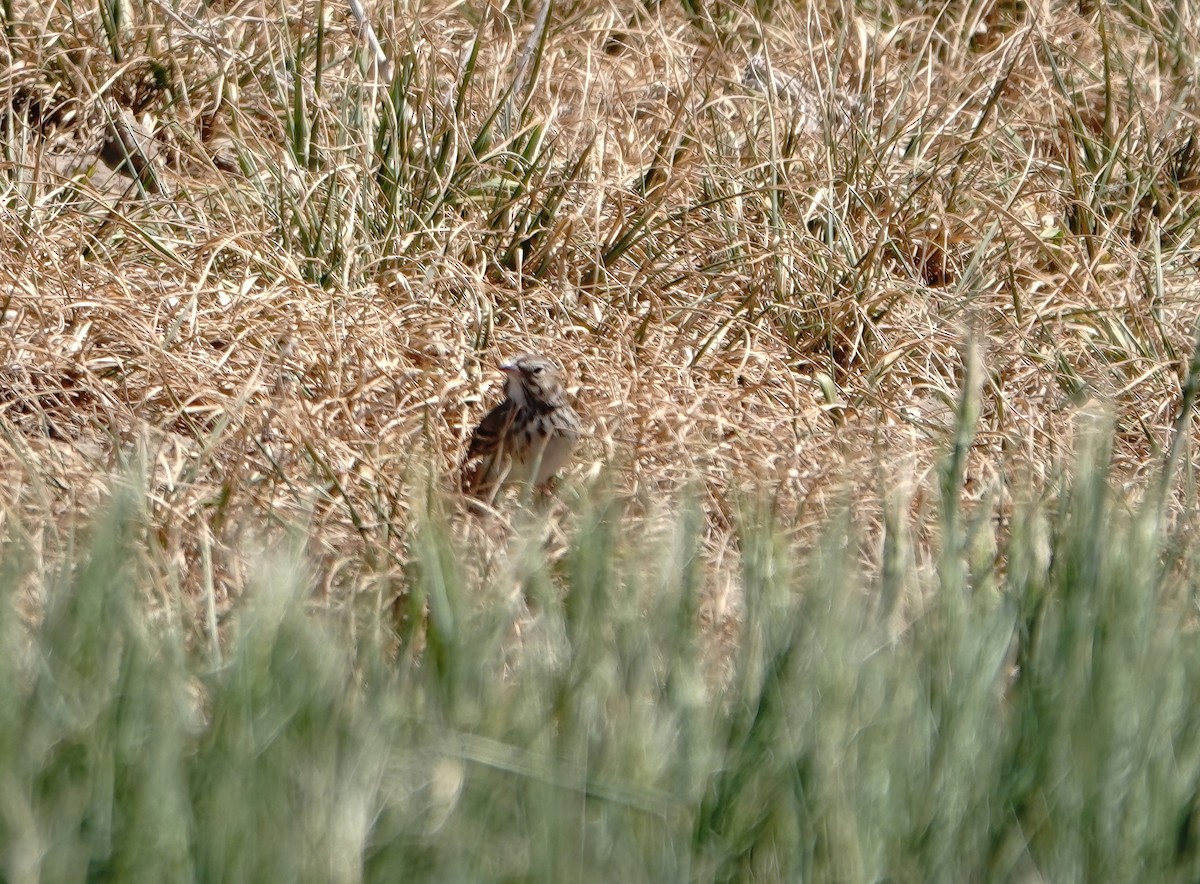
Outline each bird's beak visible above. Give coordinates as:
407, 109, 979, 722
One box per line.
499, 359, 519, 375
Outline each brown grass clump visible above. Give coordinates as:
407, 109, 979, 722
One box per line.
1, 0, 1199, 641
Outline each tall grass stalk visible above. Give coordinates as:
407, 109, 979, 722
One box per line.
3, 437, 1200, 881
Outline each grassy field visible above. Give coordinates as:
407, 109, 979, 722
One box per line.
2, 0, 1200, 879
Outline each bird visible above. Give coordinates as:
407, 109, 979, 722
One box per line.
460, 352, 582, 500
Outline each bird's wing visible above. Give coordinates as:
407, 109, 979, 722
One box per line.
466, 399, 515, 459
461, 399, 517, 496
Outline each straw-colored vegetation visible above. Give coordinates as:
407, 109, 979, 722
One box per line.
3, 0, 1196, 627
3, 0, 1200, 877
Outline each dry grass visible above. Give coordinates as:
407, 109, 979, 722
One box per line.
1, 0, 1199, 636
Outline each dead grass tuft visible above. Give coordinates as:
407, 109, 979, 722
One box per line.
1, 0, 1199, 643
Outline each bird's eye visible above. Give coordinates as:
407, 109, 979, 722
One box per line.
532, 366, 545, 375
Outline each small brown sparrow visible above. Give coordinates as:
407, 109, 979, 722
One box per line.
460, 352, 582, 499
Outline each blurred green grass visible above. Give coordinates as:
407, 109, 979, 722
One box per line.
3, 435, 1200, 884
